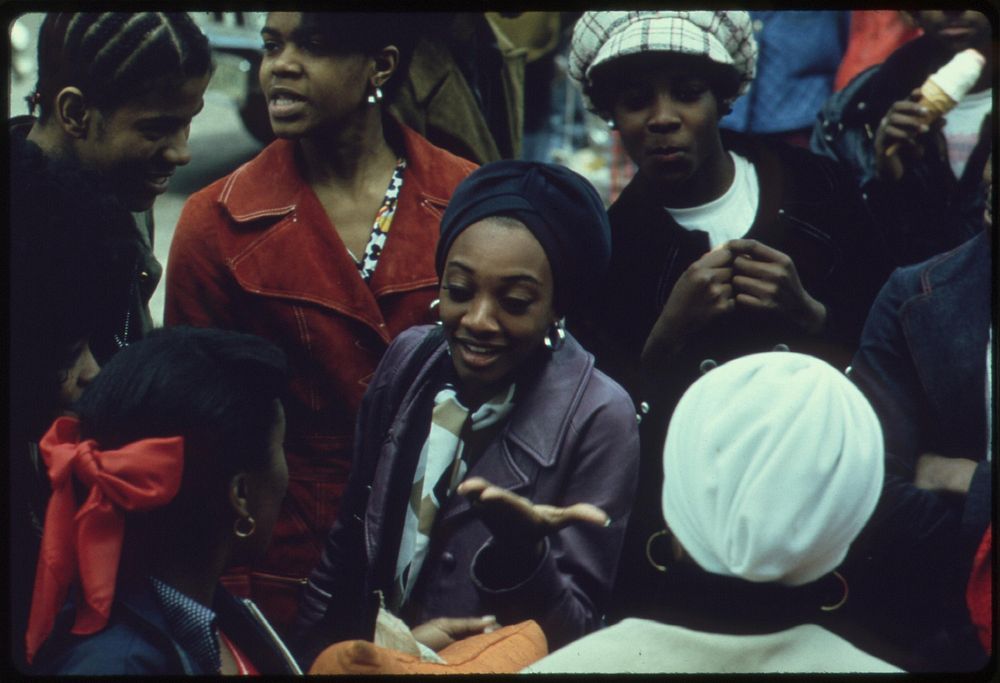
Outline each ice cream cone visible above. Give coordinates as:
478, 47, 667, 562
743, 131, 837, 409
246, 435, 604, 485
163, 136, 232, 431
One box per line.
885, 48, 985, 157
917, 77, 958, 120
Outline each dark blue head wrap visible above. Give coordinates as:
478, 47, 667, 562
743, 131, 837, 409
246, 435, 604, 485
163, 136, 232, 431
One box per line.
436, 160, 611, 312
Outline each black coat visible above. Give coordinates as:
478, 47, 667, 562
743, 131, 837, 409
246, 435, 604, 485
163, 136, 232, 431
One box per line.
810, 35, 992, 266
570, 131, 894, 619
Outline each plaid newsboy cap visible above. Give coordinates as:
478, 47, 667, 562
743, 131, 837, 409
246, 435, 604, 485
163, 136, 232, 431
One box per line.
569, 11, 758, 112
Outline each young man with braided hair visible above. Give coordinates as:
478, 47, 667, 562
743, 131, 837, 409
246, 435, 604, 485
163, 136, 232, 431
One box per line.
11, 12, 212, 361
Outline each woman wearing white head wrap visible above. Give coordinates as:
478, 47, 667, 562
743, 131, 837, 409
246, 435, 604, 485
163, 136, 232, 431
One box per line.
564, 10, 894, 621
525, 352, 902, 674
661, 351, 883, 587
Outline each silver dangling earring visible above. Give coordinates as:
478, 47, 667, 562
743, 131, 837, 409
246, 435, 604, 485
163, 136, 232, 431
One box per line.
367, 85, 383, 105
234, 515, 256, 539
543, 318, 566, 352
429, 298, 442, 326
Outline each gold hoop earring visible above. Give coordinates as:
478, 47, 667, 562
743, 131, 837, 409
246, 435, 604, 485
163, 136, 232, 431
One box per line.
646, 529, 672, 573
234, 515, 256, 539
819, 571, 849, 612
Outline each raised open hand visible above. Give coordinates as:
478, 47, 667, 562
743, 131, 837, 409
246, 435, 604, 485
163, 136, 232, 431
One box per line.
456, 476, 609, 551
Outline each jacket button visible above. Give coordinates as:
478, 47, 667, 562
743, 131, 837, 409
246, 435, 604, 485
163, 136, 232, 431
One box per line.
138, 270, 150, 281
441, 551, 456, 570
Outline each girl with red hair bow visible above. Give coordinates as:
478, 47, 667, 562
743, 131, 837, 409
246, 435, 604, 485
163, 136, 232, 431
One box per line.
25, 327, 301, 675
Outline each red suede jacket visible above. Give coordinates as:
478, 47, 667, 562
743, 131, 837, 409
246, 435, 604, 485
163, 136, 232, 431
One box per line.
165, 123, 476, 632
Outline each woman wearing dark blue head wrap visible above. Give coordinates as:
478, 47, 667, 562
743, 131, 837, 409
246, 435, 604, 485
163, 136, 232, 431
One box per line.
295, 161, 639, 666
436, 160, 611, 315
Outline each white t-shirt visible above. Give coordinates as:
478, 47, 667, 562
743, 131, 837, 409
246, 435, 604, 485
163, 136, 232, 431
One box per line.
943, 88, 991, 180
664, 152, 759, 248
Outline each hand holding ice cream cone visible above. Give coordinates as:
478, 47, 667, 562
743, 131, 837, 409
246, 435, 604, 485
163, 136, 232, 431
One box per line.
875, 48, 986, 181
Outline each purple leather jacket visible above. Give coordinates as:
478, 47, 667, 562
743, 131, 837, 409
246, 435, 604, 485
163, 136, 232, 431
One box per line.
293, 325, 639, 663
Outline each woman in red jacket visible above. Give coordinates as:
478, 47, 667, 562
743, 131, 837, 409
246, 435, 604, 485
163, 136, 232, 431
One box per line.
165, 12, 477, 634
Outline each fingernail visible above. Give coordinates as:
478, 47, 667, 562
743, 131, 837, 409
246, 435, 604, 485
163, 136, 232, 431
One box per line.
604, 518, 612, 527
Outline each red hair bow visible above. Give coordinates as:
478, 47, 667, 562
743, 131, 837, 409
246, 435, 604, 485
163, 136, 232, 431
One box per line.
24, 416, 184, 664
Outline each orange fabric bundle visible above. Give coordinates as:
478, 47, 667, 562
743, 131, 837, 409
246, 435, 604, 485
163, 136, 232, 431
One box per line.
308, 620, 548, 674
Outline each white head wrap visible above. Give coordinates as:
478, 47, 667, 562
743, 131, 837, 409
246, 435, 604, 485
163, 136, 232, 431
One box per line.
568, 11, 758, 113
661, 352, 884, 587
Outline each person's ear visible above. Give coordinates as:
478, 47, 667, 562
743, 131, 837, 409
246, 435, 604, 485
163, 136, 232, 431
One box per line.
717, 97, 734, 119
371, 45, 400, 89
55, 87, 91, 139
670, 533, 687, 563
228, 471, 251, 519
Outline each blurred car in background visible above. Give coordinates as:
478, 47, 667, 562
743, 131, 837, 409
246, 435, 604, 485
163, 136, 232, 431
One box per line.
192, 11, 273, 144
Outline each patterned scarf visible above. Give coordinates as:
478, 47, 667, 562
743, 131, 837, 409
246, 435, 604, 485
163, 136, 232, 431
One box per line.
391, 383, 516, 610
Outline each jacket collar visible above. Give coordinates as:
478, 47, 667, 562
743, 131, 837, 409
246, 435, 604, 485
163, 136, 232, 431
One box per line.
217, 119, 466, 223
117, 580, 300, 675
114, 580, 203, 674
210, 120, 460, 336
616, 131, 788, 239
430, 333, 595, 522
503, 334, 594, 469
406, 332, 595, 472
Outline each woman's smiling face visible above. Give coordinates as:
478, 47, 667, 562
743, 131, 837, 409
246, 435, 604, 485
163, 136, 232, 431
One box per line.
439, 217, 557, 405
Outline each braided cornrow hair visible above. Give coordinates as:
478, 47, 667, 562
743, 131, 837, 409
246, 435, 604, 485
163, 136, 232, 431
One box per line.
31, 12, 211, 121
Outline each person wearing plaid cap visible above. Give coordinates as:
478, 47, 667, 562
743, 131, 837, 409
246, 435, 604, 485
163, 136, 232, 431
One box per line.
565, 11, 894, 621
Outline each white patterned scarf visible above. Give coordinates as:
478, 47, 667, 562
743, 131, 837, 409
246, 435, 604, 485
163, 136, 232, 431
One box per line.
391, 383, 516, 610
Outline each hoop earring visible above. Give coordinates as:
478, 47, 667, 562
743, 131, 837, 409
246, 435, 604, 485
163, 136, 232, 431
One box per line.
819, 571, 849, 612
429, 298, 443, 326
543, 318, 566, 352
646, 529, 671, 573
367, 85, 383, 105
234, 515, 256, 539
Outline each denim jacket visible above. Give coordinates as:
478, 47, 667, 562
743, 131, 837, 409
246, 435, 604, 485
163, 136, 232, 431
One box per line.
844, 230, 991, 667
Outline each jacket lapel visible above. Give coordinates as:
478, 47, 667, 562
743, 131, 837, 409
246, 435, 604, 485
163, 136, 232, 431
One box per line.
216, 134, 448, 341
367, 126, 453, 298
903, 237, 990, 432
438, 337, 594, 523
